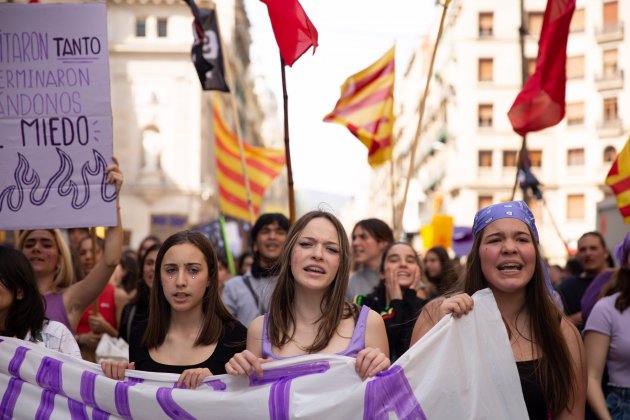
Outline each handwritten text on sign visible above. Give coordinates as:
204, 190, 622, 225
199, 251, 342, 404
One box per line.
0, 3, 115, 230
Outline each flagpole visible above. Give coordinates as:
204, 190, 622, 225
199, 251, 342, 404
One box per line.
395, 0, 450, 239
511, 0, 529, 201
280, 56, 296, 224
542, 198, 571, 254
212, 10, 255, 225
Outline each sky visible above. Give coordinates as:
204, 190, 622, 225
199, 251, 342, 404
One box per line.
243, 0, 437, 197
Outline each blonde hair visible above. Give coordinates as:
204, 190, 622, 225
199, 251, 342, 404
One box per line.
18, 229, 74, 291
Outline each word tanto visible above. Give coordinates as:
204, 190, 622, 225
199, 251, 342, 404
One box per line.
54, 36, 101, 57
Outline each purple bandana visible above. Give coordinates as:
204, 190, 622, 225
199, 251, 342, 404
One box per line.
615, 232, 630, 269
472, 201, 539, 242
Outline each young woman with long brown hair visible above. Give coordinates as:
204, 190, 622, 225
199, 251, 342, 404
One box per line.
226, 211, 390, 380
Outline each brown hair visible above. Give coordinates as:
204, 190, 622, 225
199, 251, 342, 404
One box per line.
465, 229, 577, 416
143, 231, 236, 348
267, 211, 357, 353
18, 229, 74, 291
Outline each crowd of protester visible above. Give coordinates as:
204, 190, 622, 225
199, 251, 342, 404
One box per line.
2, 168, 630, 418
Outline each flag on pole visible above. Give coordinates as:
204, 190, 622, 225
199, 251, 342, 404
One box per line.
507, 0, 576, 136
260, 0, 318, 67
605, 137, 630, 224
213, 98, 286, 221
186, 2, 229, 91
323, 47, 395, 168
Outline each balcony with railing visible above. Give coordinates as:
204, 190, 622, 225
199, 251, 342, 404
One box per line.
597, 117, 624, 137
596, 68, 624, 91
595, 21, 624, 43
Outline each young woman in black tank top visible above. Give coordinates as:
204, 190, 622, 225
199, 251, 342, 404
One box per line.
411, 201, 586, 418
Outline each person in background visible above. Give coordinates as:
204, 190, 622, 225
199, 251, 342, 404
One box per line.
67, 227, 90, 252
558, 232, 611, 328
355, 242, 427, 361
137, 235, 160, 268
101, 231, 246, 389
0, 246, 81, 358
346, 218, 394, 301
119, 243, 160, 343
113, 250, 140, 297
423, 245, 459, 297
237, 251, 253, 276
411, 201, 586, 419
217, 255, 232, 295
584, 231, 630, 420
225, 211, 390, 380
222, 213, 289, 326
17, 159, 124, 332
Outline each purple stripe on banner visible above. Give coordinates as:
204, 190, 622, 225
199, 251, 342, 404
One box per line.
205, 380, 227, 391
114, 382, 133, 418
80, 371, 98, 407
92, 407, 110, 420
36, 357, 63, 393
0, 377, 24, 417
156, 388, 195, 420
35, 389, 56, 420
8, 346, 30, 377
363, 365, 426, 420
68, 398, 88, 419
127, 377, 144, 385
248, 361, 330, 420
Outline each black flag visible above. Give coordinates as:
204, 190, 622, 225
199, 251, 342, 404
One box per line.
186, 0, 229, 91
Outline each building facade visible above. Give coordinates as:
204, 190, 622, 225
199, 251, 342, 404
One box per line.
107, 0, 284, 247
381, 0, 628, 262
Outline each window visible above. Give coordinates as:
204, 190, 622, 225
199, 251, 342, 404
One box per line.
529, 150, 543, 167
478, 150, 493, 168
478, 195, 493, 210
603, 1, 618, 27
527, 12, 544, 36
503, 151, 517, 167
570, 8, 585, 32
478, 104, 493, 127
135, 17, 146, 37
603, 97, 618, 121
478, 58, 493, 81
157, 18, 168, 37
566, 102, 584, 126
603, 49, 618, 77
567, 194, 585, 220
603, 145, 617, 162
479, 12, 493, 37
566, 55, 585, 79
567, 148, 585, 166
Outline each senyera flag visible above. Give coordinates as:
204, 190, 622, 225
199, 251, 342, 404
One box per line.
324, 47, 395, 168
213, 98, 285, 221
507, 0, 575, 136
260, 0, 318, 67
605, 136, 630, 224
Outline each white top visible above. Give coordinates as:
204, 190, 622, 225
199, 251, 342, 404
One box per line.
24, 320, 81, 358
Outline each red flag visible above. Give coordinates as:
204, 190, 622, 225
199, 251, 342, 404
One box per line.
260, 0, 318, 67
507, 0, 575, 136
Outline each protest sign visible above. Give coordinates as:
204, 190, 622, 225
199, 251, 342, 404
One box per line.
0, 3, 115, 230
0, 290, 528, 419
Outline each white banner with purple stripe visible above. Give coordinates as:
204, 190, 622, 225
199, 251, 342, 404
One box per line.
0, 289, 528, 419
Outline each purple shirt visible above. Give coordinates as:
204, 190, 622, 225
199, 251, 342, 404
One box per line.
584, 293, 630, 388
580, 270, 614, 321
43, 292, 72, 332
262, 305, 369, 359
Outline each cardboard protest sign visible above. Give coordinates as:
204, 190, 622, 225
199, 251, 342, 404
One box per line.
0, 3, 115, 230
0, 290, 528, 419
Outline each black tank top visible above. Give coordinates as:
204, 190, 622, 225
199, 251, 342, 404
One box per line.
516, 359, 549, 419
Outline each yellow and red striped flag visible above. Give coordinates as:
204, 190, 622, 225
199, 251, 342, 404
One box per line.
323, 47, 395, 168
606, 136, 630, 224
213, 98, 285, 222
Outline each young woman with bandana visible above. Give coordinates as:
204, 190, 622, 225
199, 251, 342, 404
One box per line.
410, 201, 586, 419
